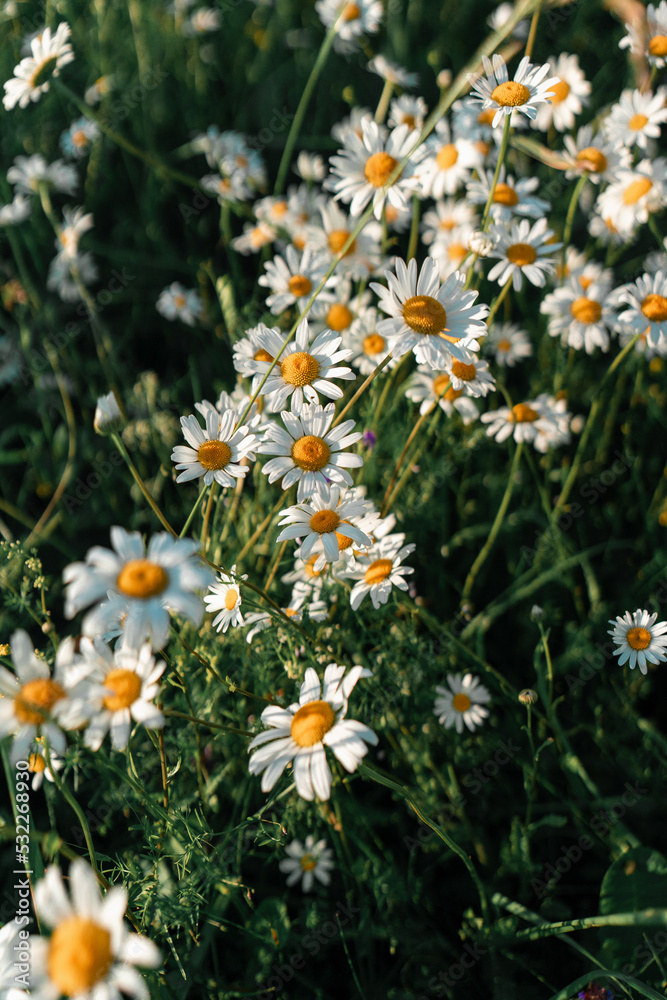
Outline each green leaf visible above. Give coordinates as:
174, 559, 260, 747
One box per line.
599, 846, 667, 969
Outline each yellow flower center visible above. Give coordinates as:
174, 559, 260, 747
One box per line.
173, 294, 186, 309
72, 130, 89, 148
102, 668, 142, 711
341, 1, 360, 20
254, 348, 274, 363
363, 333, 386, 355
403, 295, 447, 336
450, 360, 476, 381
281, 351, 320, 386
224, 589, 239, 611
300, 854, 317, 871
506, 243, 537, 267
385, 204, 399, 223
444, 386, 463, 402
335, 522, 354, 550
48, 917, 113, 996
629, 113, 649, 131
197, 440, 232, 470
432, 374, 451, 396
402, 114, 416, 129
570, 298, 602, 324
30, 55, 59, 89
576, 147, 607, 173
447, 242, 467, 262
326, 303, 353, 332
626, 626, 652, 650
649, 34, 667, 56
304, 556, 323, 578
364, 558, 393, 585
116, 559, 169, 599
291, 700, 335, 747
310, 509, 341, 534
549, 79, 570, 104
328, 229, 356, 256
491, 80, 531, 107
478, 109, 496, 125
364, 152, 400, 188
272, 200, 288, 217
29, 751, 47, 773
496, 337, 511, 352
14, 679, 65, 726
291, 435, 331, 471
623, 177, 652, 205
436, 144, 458, 170
452, 693, 472, 712
293, 235, 306, 251
236, 155, 248, 169
493, 182, 518, 206
511, 403, 539, 423
579, 275, 593, 291
288, 274, 312, 297
641, 293, 667, 322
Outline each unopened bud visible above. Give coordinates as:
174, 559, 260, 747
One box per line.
519, 688, 538, 706
530, 604, 544, 621
468, 230, 493, 257
437, 69, 452, 90
94, 391, 124, 436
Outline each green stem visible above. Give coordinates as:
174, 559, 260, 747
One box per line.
461, 441, 523, 605
561, 174, 587, 274
111, 433, 177, 535
44, 745, 107, 885
180, 483, 208, 538
373, 78, 395, 125
480, 115, 512, 231
331, 352, 393, 428
486, 277, 512, 327
406, 193, 421, 261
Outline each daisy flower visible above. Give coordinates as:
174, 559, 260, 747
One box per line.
416, 119, 482, 199
531, 53, 590, 132
29, 859, 160, 1000
72, 641, 165, 751
433, 674, 490, 733
371, 256, 488, 369
241, 318, 354, 412
608, 609, 667, 673
204, 565, 247, 633
27, 739, 64, 791
465, 166, 550, 222
200, 171, 251, 204
0, 195, 31, 226
94, 391, 123, 435
309, 280, 372, 337
156, 282, 203, 326
487, 2, 529, 39
182, 7, 221, 34
421, 198, 478, 246
367, 56, 418, 88
619, 1, 667, 67
315, 0, 383, 53
244, 588, 329, 644
279, 836, 335, 892
60, 116, 100, 158
248, 663, 377, 801
562, 124, 631, 185
388, 94, 428, 132
7, 155, 77, 196
604, 88, 667, 151
0, 630, 75, 763
257, 399, 363, 502
55, 205, 93, 260
3, 22, 74, 111
171, 407, 257, 487
346, 308, 398, 375
276, 484, 372, 568
331, 106, 373, 144
305, 200, 383, 279
0, 921, 29, 1000
595, 159, 667, 237
327, 119, 425, 220
294, 151, 327, 183
258, 246, 330, 314
404, 368, 479, 422
541, 278, 616, 354
487, 218, 561, 291
467, 54, 557, 129
445, 355, 496, 397
231, 220, 276, 255
615, 270, 667, 346
345, 535, 415, 610
85, 74, 115, 105
486, 323, 533, 369
63, 526, 214, 649
481, 394, 570, 452
427, 224, 477, 279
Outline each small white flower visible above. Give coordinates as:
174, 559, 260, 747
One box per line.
60, 116, 100, 158
346, 308, 398, 375
56, 205, 93, 260
604, 88, 667, 150
541, 278, 616, 354
388, 94, 428, 132
608, 609, 667, 674
619, 1, 667, 67
467, 231, 494, 257
276, 484, 372, 568
3, 22, 74, 111
367, 55, 418, 88
8, 154, 78, 196
404, 367, 479, 422
445, 355, 495, 397
315, 0, 382, 53
344, 534, 415, 610
171, 407, 257, 487
279, 835, 335, 892
467, 54, 558, 129
481, 395, 570, 452
483, 322, 532, 367
258, 245, 330, 314
0, 195, 31, 226
416, 119, 482, 199
156, 282, 203, 326
466, 166, 550, 223
204, 565, 247, 633
94, 391, 123, 435
562, 124, 632, 184
294, 151, 327, 183
595, 159, 667, 238
530, 53, 590, 132
487, 218, 561, 291
421, 198, 478, 247
615, 269, 667, 346
434, 673, 490, 733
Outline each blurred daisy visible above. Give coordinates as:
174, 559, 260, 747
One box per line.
595, 159, 667, 237
371, 256, 488, 368
404, 368, 479, 422
60, 116, 100, 158
182, 7, 221, 34
608, 609, 667, 673
0, 921, 29, 1000
541, 278, 615, 353
85, 74, 114, 104
484, 322, 532, 367
487, 2, 529, 39
315, 0, 382, 53
0, 195, 31, 226
345, 535, 415, 610
615, 270, 667, 346
388, 94, 427, 132
276, 484, 371, 568
466, 166, 550, 222
481, 395, 570, 452
30, 859, 160, 1000
619, 1, 667, 67
367, 55, 418, 88
94, 391, 123, 435
7, 155, 77, 196
604, 89, 667, 150
327, 119, 425, 220
531, 53, 590, 132
309, 280, 372, 337
156, 282, 203, 326
279, 836, 335, 891
248, 663, 377, 800
171, 407, 257, 487
3, 22, 74, 110
56, 206, 93, 260
242, 318, 354, 412
231, 220, 276, 255
421, 198, 478, 246
305, 200, 383, 279
417, 120, 482, 198
27, 739, 64, 791
258, 246, 329, 314
47, 250, 98, 302
467, 54, 557, 129
258, 399, 363, 502
434, 674, 490, 733
346, 308, 397, 375
204, 565, 247, 633
445, 355, 495, 397
427, 224, 477, 279
294, 151, 326, 183
487, 218, 561, 291
562, 124, 631, 184
244, 589, 328, 643
63, 526, 214, 649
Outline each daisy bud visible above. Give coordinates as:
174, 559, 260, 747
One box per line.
468, 230, 493, 257
530, 604, 544, 621
94, 391, 123, 436
437, 69, 452, 89
519, 688, 539, 706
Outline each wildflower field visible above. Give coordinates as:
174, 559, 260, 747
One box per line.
2, 0, 667, 997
